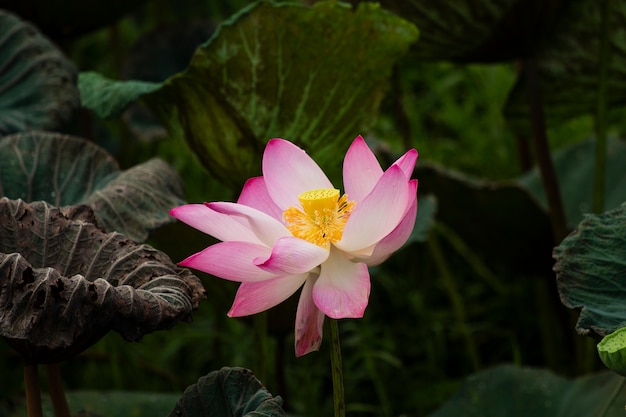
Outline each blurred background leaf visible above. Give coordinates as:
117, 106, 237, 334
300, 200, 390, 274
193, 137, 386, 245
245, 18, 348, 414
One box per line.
0, 131, 185, 242
429, 364, 625, 417
0, 11, 78, 135
504, 0, 626, 133
349, 0, 567, 62
518, 136, 626, 229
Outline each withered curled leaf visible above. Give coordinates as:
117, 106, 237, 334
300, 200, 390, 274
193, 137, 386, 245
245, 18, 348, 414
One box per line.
0, 198, 206, 363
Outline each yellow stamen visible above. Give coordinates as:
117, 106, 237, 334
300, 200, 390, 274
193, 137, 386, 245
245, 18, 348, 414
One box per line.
283, 188, 355, 248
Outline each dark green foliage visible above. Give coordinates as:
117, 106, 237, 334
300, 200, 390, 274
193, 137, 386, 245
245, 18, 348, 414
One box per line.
415, 162, 554, 273
430, 365, 626, 417
518, 137, 626, 229
350, 0, 563, 62
79, 1, 419, 189
0, 132, 185, 242
504, 1, 626, 132
169, 367, 285, 417
0, 11, 78, 135
3, 0, 626, 416
78, 73, 160, 121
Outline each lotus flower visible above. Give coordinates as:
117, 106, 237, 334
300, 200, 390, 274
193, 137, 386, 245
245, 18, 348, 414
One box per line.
171, 136, 418, 356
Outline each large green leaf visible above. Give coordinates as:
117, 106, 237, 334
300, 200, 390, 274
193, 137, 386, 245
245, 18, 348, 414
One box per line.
79, 1, 418, 188
429, 365, 625, 417
0, 11, 78, 135
169, 367, 285, 417
553, 202, 626, 337
349, 0, 567, 62
415, 163, 554, 274
0, 132, 185, 242
504, 1, 626, 131
0, 198, 206, 363
79, 73, 160, 121
518, 137, 626, 229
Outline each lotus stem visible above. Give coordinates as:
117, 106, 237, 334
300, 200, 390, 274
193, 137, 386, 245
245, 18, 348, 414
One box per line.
24, 363, 43, 417
524, 58, 568, 243
46, 364, 71, 417
329, 318, 345, 417
593, 0, 610, 214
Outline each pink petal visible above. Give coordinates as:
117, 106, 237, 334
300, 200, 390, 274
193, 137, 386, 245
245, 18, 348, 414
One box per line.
262, 139, 333, 210
179, 241, 275, 282
255, 236, 329, 275
342, 135, 384, 203
336, 165, 410, 253
170, 204, 262, 244
295, 276, 326, 356
228, 273, 308, 317
312, 248, 370, 319
362, 180, 418, 266
208, 202, 289, 247
237, 176, 283, 221
392, 149, 418, 179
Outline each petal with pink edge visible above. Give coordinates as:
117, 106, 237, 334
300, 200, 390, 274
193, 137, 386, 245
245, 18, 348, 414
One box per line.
179, 241, 276, 282
342, 135, 383, 204
392, 149, 418, 179
255, 236, 329, 275
170, 204, 261, 244
312, 248, 370, 319
361, 180, 418, 266
262, 139, 333, 210
295, 276, 326, 356
337, 165, 410, 253
208, 202, 289, 247
237, 176, 283, 221
228, 273, 308, 317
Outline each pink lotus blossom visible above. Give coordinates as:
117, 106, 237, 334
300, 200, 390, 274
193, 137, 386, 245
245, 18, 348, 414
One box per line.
171, 136, 418, 356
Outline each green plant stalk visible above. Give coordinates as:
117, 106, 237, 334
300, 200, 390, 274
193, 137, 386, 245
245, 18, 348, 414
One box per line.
524, 58, 568, 243
329, 318, 345, 417
598, 376, 625, 417
46, 364, 71, 417
363, 352, 392, 417
428, 231, 481, 371
24, 363, 43, 417
593, 0, 610, 214
435, 222, 506, 296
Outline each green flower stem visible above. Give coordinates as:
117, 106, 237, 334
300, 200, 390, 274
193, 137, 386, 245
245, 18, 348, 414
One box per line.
593, 0, 610, 214
598, 376, 625, 417
46, 364, 71, 417
24, 363, 43, 417
329, 318, 345, 417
